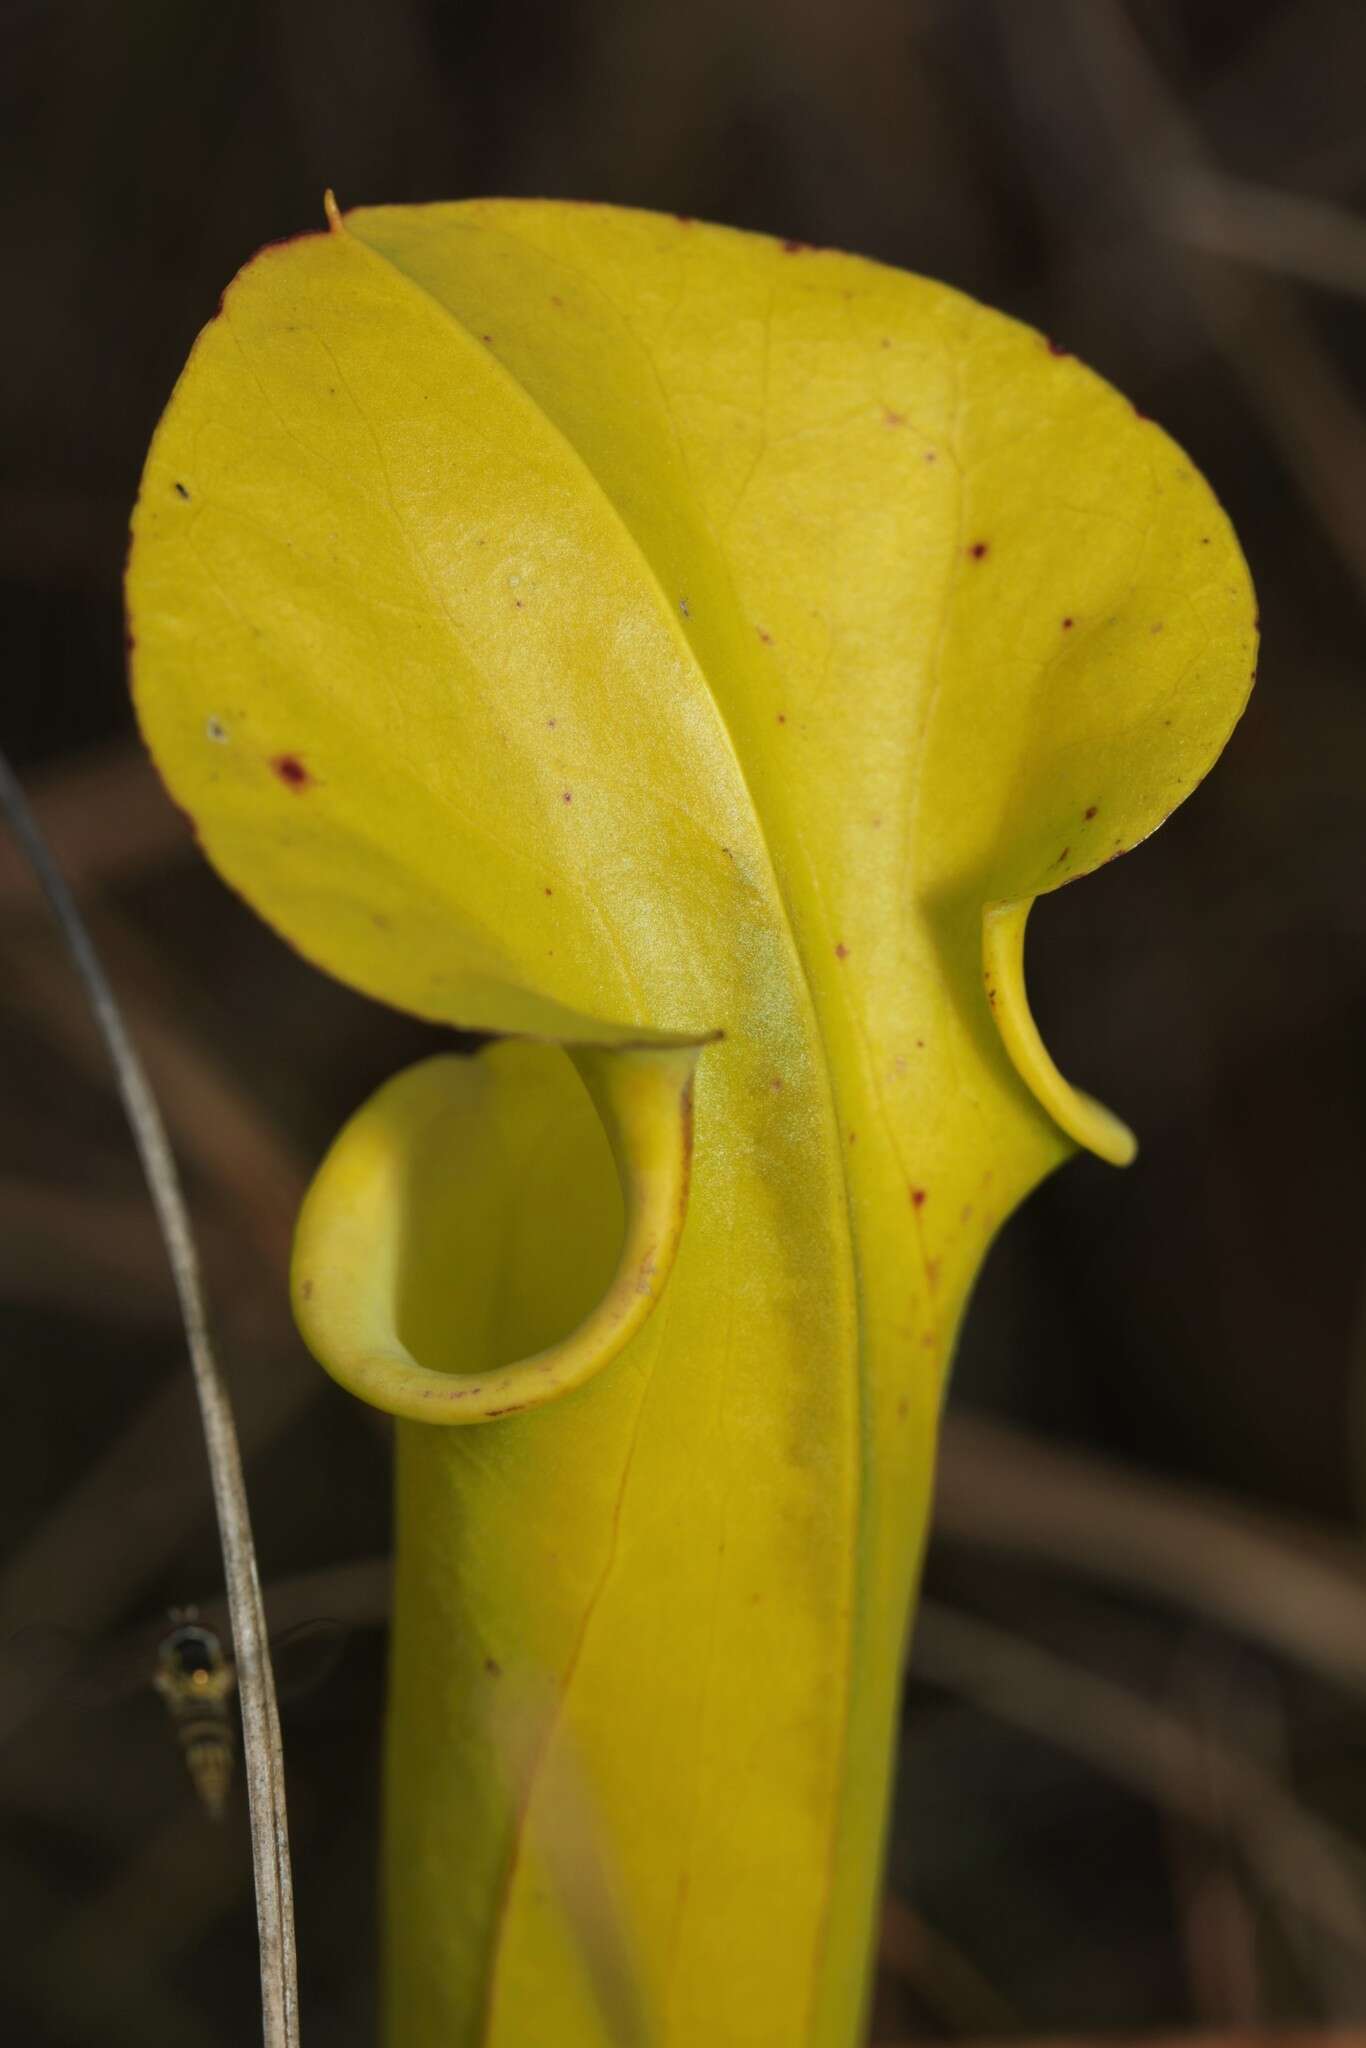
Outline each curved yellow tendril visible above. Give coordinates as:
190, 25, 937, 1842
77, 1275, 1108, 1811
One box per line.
982, 897, 1137, 1168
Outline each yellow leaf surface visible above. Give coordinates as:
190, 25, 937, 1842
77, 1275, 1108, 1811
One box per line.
127, 199, 1256, 2047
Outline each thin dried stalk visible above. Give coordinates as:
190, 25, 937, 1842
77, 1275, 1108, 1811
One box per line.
878, 1896, 1016, 2035
1055, 0, 1366, 606
1171, 170, 1366, 306
0, 746, 298, 2048
936, 1413, 1366, 1699
912, 1601, 1366, 1965
0, 740, 193, 911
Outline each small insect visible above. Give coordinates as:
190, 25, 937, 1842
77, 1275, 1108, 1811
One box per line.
2, 1606, 348, 1816
153, 1608, 237, 1820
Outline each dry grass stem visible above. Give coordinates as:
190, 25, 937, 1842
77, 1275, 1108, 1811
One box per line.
0, 747, 299, 2048
936, 1414, 1366, 1699
912, 1602, 1366, 1968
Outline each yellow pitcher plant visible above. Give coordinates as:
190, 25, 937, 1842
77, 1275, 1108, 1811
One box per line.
127, 198, 1256, 2048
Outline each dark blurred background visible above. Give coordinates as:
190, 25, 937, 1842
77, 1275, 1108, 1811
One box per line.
3, 2, 1365, 2042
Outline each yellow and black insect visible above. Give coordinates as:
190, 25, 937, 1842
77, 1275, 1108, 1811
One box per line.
3, 1607, 346, 1821
153, 1609, 236, 1820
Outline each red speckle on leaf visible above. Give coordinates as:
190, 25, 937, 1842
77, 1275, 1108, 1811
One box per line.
546, 717, 557, 727
675, 213, 694, 227
911, 1188, 927, 1208
848, 1130, 857, 1145
271, 754, 312, 790
549, 294, 564, 308
544, 886, 553, 896
924, 449, 938, 462
1062, 616, 1074, 630
757, 627, 773, 645
882, 407, 906, 426
1084, 805, 1098, 820
915, 1038, 924, 1049
969, 541, 990, 560
777, 711, 787, 724
1055, 847, 1070, 864
484, 1657, 502, 1677
300, 1278, 313, 1300
782, 238, 812, 254
769, 1076, 783, 1093
1045, 337, 1071, 357
1200, 535, 1211, 545
561, 790, 573, 803
926, 1258, 940, 1290
834, 942, 849, 961
481, 333, 493, 344
1133, 403, 1150, 420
